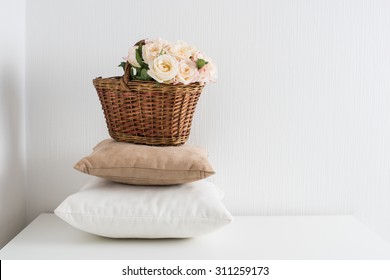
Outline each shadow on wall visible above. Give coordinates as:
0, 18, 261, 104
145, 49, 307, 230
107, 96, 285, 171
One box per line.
0, 63, 26, 248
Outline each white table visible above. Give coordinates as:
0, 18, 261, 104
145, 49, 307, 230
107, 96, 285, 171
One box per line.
1, 214, 389, 259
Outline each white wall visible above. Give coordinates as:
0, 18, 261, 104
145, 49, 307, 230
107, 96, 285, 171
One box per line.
349, 0, 390, 244
25, 0, 390, 241
0, 0, 26, 248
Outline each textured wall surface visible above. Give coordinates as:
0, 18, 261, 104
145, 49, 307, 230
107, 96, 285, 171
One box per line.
25, 0, 390, 241
0, 0, 26, 248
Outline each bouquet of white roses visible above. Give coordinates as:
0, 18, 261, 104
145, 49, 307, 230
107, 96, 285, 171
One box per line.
120, 38, 217, 85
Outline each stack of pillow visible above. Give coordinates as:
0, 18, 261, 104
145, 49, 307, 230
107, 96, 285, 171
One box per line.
54, 139, 233, 238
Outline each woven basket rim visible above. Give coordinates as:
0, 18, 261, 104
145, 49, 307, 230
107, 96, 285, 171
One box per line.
93, 76, 204, 90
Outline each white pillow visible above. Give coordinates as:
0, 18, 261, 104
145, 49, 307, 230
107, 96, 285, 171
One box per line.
54, 178, 233, 238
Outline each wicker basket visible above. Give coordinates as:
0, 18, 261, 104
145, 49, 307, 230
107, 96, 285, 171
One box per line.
93, 63, 205, 146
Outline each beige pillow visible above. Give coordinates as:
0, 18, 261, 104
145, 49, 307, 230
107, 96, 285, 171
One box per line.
74, 139, 215, 185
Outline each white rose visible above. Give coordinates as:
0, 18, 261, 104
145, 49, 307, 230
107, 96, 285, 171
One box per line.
126, 45, 141, 68
147, 54, 178, 83
169, 41, 196, 61
142, 38, 171, 64
197, 58, 217, 83
176, 59, 199, 85
191, 51, 204, 62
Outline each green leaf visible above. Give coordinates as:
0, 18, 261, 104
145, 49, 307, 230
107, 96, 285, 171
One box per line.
196, 58, 207, 69
140, 68, 149, 80
135, 47, 144, 67
137, 44, 143, 57
135, 45, 149, 69
118, 62, 126, 71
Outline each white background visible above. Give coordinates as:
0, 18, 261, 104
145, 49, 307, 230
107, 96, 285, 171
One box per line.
1, 0, 390, 248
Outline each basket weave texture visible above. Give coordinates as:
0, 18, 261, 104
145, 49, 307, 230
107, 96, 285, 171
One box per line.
93, 64, 204, 146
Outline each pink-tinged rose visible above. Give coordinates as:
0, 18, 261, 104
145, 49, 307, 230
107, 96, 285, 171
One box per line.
147, 54, 178, 83
176, 59, 199, 85
126, 46, 141, 67
169, 41, 197, 61
142, 38, 171, 64
191, 51, 204, 62
197, 58, 217, 84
